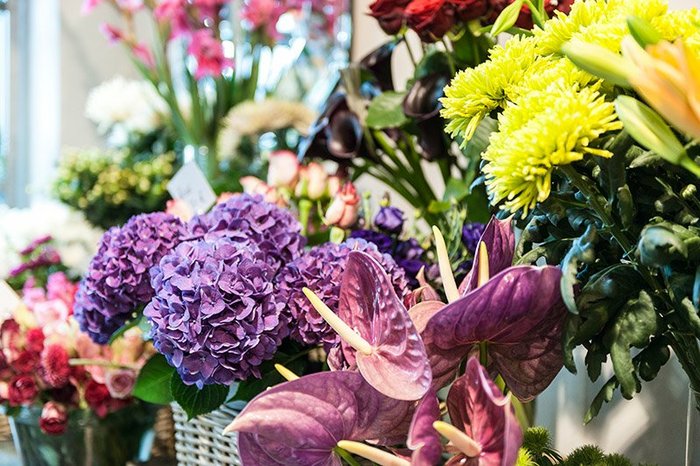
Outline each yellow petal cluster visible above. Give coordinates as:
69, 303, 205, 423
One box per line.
483, 83, 622, 216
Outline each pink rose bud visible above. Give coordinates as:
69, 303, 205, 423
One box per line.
239, 177, 282, 205
304, 163, 329, 200
166, 199, 194, 222
267, 150, 300, 189
325, 182, 360, 229
104, 369, 136, 399
39, 402, 68, 435
216, 192, 236, 205
326, 175, 342, 198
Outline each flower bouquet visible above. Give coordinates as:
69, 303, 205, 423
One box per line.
1, 239, 156, 466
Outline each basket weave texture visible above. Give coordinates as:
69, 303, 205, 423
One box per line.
171, 403, 242, 466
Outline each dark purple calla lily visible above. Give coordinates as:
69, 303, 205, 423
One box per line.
403, 73, 450, 160
361, 40, 399, 92
325, 251, 432, 401
444, 357, 522, 466
423, 265, 566, 400
224, 371, 413, 466
459, 216, 515, 295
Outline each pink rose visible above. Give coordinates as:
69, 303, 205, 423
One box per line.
187, 30, 233, 80
324, 182, 360, 229
104, 369, 136, 399
295, 163, 328, 200
33, 300, 71, 336
166, 199, 194, 222
240, 177, 282, 205
267, 150, 300, 189
39, 402, 69, 435
8, 375, 38, 406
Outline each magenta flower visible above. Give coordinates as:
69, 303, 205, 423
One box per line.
240, 0, 283, 39
187, 29, 233, 79
131, 43, 155, 69
99, 23, 125, 44
154, 0, 191, 37
81, 0, 102, 15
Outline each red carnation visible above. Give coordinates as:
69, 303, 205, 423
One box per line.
369, 0, 412, 35
84, 380, 112, 418
448, 0, 488, 21
405, 0, 456, 42
8, 375, 38, 406
25, 328, 45, 354
41, 344, 71, 388
12, 350, 39, 374
39, 402, 69, 435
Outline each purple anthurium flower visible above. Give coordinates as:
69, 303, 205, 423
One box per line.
459, 216, 515, 295
305, 251, 432, 401
407, 389, 442, 465
223, 371, 413, 466
437, 357, 522, 466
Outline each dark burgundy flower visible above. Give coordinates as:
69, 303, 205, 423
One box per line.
403, 73, 450, 160
405, 0, 455, 42
25, 328, 45, 354
368, 0, 411, 34
84, 380, 112, 418
374, 206, 405, 234
8, 375, 38, 406
360, 41, 399, 92
39, 402, 69, 435
449, 0, 488, 21
12, 350, 39, 374
488, 0, 574, 29
41, 344, 72, 388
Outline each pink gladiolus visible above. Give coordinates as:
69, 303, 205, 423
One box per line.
267, 150, 300, 189
132, 43, 155, 69
154, 0, 191, 37
325, 182, 360, 229
187, 29, 233, 79
99, 23, 125, 44
241, 0, 282, 36
115, 0, 143, 12
81, 0, 101, 15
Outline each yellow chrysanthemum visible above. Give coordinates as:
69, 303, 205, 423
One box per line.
509, 56, 596, 101
441, 36, 537, 143
483, 84, 623, 216
651, 8, 700, 42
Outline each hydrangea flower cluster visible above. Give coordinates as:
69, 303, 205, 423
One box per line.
145, 239, 289, 387
277, 238, 410, 346
74, 213, 185, 343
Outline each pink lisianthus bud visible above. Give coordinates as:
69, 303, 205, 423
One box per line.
166, 199, 194, 222
325, 182, 360, 229
296, 162, 328, 200
267, 150, 300, 189
187, 29, 233, 80
240, 177, 282, 205
39, 402, 69, 435
41, 344, 72, 388
81, 0, 102, 15
104, 369, 136, 399
99, 23, 125, 44
326, 175, 342, 198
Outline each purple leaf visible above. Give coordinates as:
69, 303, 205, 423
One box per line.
446, 358, 522, 466
407, 389, 442, 466
225, 371, 413, 466
335, 251, 432, 401
459, 217, 515, 295
423, 266, 566, 400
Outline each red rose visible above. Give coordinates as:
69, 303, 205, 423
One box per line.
369, 0, 412, 35
84, 380, 111, 418
488, 0, 573, 29
8, 375, 38, 406
405, 0, 456, 42
448, 0, 488, 21
12, 350, 39, 374
25, 328, 45, 354
39, 402, 68, 435
41, 344, 71, 388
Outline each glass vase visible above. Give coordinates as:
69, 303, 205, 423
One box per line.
687, 386, 700, 466
9, 402, 157, 466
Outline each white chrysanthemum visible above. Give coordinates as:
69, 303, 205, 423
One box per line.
0, 201, 103, 278
217, 99, 317, 159
85, 76, 168, 138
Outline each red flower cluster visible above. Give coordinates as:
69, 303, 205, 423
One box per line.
369, 0, 573, 41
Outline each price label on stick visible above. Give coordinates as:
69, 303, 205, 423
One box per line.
0, 280, 22, 321
167, 162, 217, 215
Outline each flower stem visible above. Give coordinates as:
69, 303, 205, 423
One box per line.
334, 447, 362, 466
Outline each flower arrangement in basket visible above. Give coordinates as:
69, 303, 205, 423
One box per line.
0, 238, 156, 466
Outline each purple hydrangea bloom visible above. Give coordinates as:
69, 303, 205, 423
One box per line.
186, 194, 305, 274
145, 238, 289, 387
374, 206, 404, 234
349, 229, 393, 253
74, 213, 185, 343
462, 222, 486, 254
277, 238, 410, 347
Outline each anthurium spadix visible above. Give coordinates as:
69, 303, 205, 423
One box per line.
223, 371, 413, 466
459, 216, 515, 295
303, 251, 432, 401
440, 357, 522, 466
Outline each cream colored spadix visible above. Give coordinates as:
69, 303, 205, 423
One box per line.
302, 287, 373, 355
477, 242, 490, 287
432, 226, 459, 303
337, 440, 410, 466
433, 421, 482, 457
274, 364, 299, 381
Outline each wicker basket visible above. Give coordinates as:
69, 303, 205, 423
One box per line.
0, 413, 10, 441
171, 403, 242, 466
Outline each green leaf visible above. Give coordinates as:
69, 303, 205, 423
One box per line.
636, 337, 670, 382
604, 290, 657, 399
171, 376, 230, 419
231, 354, 307, 402
365, 91, 409, 129
414, 50, 450, 80
678, 297, 700, 338
584, 342, 607, 383
132, 354, 176, 404
615, 186, 635, 230
637, 223, 688, 267
465, 184, 491, 224
560, 225, 598, 314
428, 200, 452, 214
584, 376, 618, 424
442, 178, 470, 203
462, 116, 497, 162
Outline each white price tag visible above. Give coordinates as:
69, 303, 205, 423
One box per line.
167, 161, 217, 215
0, 280, 22, 321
